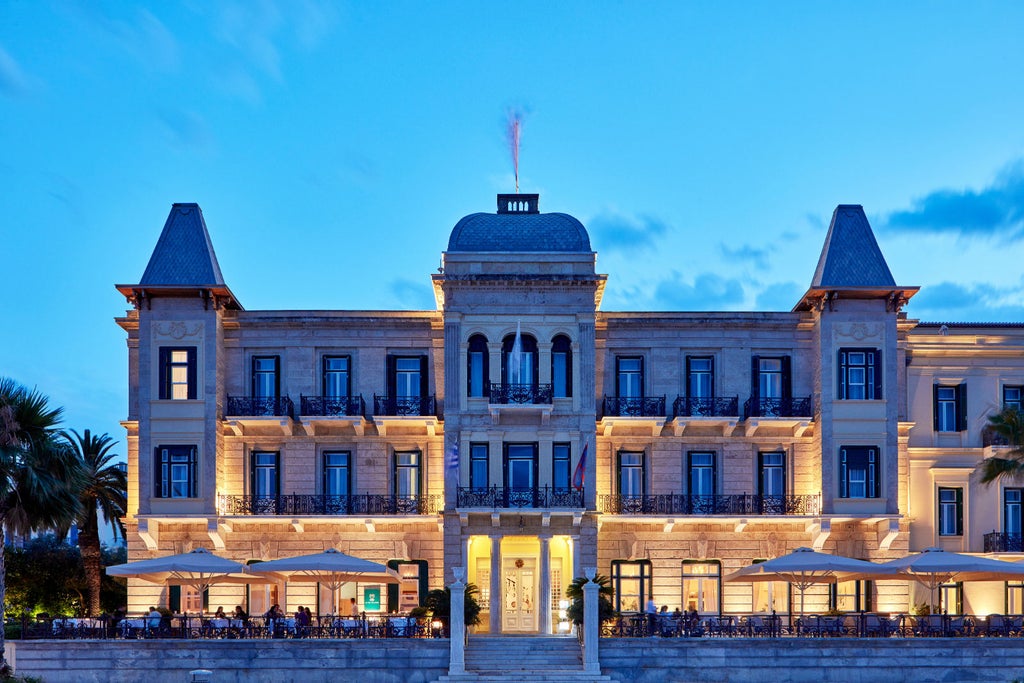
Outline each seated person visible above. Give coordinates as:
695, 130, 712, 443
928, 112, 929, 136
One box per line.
214, 606, 227, 619
233, 605, 248, 622
147, 606, 162, 631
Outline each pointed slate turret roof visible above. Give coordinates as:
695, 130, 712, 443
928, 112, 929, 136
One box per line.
140, 203, 226, 286
116, 203, 241, 309
794, 204, 916, 311
811, 205, 895, 288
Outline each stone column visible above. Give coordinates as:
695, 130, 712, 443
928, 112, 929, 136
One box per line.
571, 535, 580, 580
489, 535, 502, 634
449, 567, 466, 675
582, 567, 600, 673
538, 535, 551, 634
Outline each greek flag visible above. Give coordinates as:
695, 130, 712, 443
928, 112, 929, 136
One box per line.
446, 442, 459, 471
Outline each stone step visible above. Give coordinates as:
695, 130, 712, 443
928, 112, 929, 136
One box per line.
436, 675, 612, 683
464, 636, 583, 671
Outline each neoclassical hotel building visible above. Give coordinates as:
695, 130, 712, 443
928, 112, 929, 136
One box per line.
115, 194, 1024, 631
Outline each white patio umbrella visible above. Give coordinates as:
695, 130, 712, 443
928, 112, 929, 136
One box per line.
247, 548, 400, 612
879, 547, 1024, 612
106, 547, 271, 597
724, 547, 896, 617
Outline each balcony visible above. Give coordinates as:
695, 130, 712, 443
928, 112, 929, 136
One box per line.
218, 493, 443, 516
457, 486, 584, 509
602, 396, 666, 418
984, 531, 1024, 552
226, 395, 294, 417
489, 383, 553, 405
300, 395, 365, 417
598, 493, 821, 516
225, 396, 295, 436
599, 396, 667, 437
673, 396, 739, 418
299, 395, 368, 436
742, 396, 812, 419
373, 395, 436, 417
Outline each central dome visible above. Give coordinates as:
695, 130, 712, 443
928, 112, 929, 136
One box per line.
447, 194, 592, 253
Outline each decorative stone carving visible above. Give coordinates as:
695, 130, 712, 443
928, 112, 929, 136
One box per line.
154, 321, 202, 340
834, 322, 883, 342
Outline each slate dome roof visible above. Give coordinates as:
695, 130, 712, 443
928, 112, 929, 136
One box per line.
447, 194, 592, 252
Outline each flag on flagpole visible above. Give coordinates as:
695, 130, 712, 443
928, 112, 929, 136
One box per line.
446, 441, 459, 471
572, 441, 588, 491
509, 321, 523, 384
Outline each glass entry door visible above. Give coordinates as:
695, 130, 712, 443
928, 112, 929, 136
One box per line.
502, 557, 537, 632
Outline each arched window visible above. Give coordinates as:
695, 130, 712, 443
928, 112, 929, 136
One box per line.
551, 334, 572, 398
502, 332, 538, 386
467, 334, 489, 397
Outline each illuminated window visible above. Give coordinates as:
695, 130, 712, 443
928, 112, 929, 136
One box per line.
252, 451, 279, 499
158, 347, 196, 400
682, 560, 721, 614
618, 451, 644, 498
829, 579, 872, 612
1004, 386, 1024, 412
939, 582, 962, 614
611, 559, 651, 613
553, 443, 571, 491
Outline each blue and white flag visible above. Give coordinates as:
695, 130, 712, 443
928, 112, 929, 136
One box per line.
572, 441, 588, 491
446, 442, 460, 471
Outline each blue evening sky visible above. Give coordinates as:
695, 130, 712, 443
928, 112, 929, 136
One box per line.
3, 2, 1024, 457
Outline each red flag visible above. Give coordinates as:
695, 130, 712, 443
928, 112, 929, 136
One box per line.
572, 442, 588, 491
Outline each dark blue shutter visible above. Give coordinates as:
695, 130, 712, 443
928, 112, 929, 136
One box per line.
189, 447, 198, 498
158, 348, 170, 399
933, 385, 940, 431
154, 448, 163, 498
420, 356, 430, 398
957, 384, 968, 432
386, 356, 396, 398
186, 347, 197, 399
781, 356, 792, 400
838, 350, 846, 400
169, 586, 181, 613
872, 350, 882, 400
750, 356, 760, 400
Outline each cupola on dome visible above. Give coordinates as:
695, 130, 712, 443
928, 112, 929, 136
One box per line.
447, 194, 592, 252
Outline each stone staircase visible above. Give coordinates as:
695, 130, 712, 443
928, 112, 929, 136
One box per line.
434, 635, 612, 683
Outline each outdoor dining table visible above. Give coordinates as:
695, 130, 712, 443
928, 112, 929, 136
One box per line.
118, 618, 152, 637
52, 618, 104, 635
332, 618, 365, 637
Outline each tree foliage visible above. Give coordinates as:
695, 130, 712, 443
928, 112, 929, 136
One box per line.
423, 582, 482, 627
5, 536, 84, 617
565, 574, 615, 626
61, 429, 126, 615
978, 407, 1024, 484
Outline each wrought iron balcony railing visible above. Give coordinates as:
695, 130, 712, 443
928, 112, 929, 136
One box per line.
488, 383, 553, 405
742, 396, 813, 419
457, 486, 584, 509
602, 396, 667, 418
984, 531, 1024, 552
372, 395, 437, 417
218, 493, 443, 516
226, 396, 294, 418
672, 396, 740, 418
300, 395, 365, 417
598, 493, 820, 516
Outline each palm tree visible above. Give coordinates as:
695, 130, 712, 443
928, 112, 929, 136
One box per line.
978, 406, 1024, 483
0, 378, 83, 668
565, 573, 615, 627
62, 429, 126, 616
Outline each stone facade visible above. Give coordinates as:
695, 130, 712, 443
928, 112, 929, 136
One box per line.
114, 197, 1024, 629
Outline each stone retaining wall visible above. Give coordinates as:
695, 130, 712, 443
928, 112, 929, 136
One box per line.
9, 638, 1024, 683
4, 639, 449, 683
600, 638, 1024, 682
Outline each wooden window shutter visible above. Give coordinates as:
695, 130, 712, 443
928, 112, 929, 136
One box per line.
272, 355, 281, 398
933, 385, 941, 431
750, 356, 760, 400
872, 350, 882, 400
158, 348, 170, 399
420, 356, 430, 398
169, 585, 181, 613
957, 383, 968, 432
386, 356, 396, 397
154, 447, 163, 498
781, 356, 792, 400
186, 347, 198, 399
